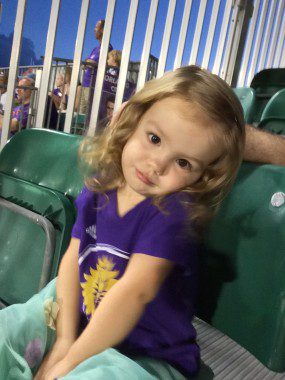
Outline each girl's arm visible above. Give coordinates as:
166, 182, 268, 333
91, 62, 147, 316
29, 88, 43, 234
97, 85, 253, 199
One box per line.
34, 237, 80, 379
55, 237, 81, 342
44, 253, 173, 379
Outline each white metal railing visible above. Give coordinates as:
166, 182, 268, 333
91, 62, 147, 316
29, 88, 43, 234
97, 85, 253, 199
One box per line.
2, 0, 285, 150
35, 0, 60, 129
238, 0, 285, 87
64, 0, 90, 134
1, 0, 26, 148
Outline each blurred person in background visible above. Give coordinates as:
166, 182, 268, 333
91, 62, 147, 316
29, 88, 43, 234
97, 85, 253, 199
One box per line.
0, 73, 8, 115
0, 75, 34, 138
79, 20, 113, 115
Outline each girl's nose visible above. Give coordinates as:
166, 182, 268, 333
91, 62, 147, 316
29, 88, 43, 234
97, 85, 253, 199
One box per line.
150, 155, 169, 176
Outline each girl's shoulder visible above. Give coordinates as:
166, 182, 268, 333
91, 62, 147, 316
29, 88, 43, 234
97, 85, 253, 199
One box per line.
160, 192, 191, 217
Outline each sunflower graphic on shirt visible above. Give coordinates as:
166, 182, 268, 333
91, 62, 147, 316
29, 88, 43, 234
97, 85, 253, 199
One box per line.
81, 256, 119, 317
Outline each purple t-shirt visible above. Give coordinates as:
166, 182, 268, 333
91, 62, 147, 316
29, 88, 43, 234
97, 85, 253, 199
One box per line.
12, 103, 29, 130
72, 187, 200, 377
82, 43, 113, 88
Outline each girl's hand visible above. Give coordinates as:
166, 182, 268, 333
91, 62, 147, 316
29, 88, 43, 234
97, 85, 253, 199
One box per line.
34, 338, 74, 380
43, 358, 75, 380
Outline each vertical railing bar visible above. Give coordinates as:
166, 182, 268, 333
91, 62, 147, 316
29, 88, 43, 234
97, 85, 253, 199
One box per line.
35, 0, 60, 129
273, 6, 285, 67
114, 0, 139, 112
212, 0, 233, 75
256, 0, 276, 73
156, 0, 176, 78
173, 0, 192, 70
64, 0, 90, 133
279, 35, 285, 67
237, 0, 260, 87
266, 0, 284, 68
88, 0, 116, 136
0, 0, 26, 150
188, 0, 207, 65
47, 60, 58, 130
246, 0, 268, 86
201, 0, 221, 69
220, 0, 244, 82
223, 0, 247, 84
56, 64, 65, 131
136, 0, 159, 91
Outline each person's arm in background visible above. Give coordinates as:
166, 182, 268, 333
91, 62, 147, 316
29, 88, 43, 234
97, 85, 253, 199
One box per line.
244, 124, 285, 166
85, 58, 95, 68
74, 85, 82, 112
34, 238, 81, 379
49, 92, 61, 110
10, 118, 19, 133
0, 114, 18, 133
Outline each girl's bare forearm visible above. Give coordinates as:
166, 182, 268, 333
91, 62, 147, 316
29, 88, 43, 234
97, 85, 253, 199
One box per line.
62, 281, 146, 368
55, 238, 80, 342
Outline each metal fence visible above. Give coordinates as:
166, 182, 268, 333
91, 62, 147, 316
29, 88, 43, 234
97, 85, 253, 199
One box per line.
1, 0, 285, 149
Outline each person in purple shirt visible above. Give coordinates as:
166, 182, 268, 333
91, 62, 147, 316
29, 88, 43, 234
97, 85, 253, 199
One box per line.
0, 66, 245, 379
0, 75, 34, 139
79, 19, 113, 115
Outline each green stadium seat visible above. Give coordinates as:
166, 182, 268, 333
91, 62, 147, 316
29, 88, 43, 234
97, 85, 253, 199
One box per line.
233, 87, 255, 123
250, 68, 285, 124
197, 162, 285, 375
0, 129, 84, 306
258, 88, 285, 135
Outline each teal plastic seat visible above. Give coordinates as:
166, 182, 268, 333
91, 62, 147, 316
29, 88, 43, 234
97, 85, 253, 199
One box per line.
250, 68, 285, 124
233, 87, 255, 123
0, 129, 84, 198
198, 162, 285, 373
0, 129, 84, 306
258, 88, 285, 135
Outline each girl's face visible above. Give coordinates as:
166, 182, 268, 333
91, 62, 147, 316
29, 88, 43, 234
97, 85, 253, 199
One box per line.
107, 54, 117, 67
121, 97, 223, 199
56, 74, 64, 87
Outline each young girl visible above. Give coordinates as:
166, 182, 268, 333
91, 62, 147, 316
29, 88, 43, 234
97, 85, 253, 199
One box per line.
0, 65, 245, 379
107, 49, 122, 69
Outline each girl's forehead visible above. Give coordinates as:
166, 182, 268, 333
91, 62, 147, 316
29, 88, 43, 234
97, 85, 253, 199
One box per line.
145, 97, 215, 126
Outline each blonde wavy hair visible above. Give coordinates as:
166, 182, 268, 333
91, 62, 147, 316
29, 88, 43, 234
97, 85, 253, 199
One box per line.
108, 50, 122, 67
80, 65, 245, 230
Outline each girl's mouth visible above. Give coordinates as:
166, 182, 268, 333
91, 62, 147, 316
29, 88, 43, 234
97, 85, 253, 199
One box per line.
136, 169, 154, 186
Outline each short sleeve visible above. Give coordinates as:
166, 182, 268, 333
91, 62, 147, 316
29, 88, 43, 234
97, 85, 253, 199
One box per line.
133, 200, 195, 267
71, 187, 93, 239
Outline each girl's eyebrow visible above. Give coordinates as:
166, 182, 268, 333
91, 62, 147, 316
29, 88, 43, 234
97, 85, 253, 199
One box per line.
146, 119, 163, 133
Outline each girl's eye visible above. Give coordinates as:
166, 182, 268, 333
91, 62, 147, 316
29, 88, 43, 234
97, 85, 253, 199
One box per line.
148, 133, 161, 145
176, 159, 192, 170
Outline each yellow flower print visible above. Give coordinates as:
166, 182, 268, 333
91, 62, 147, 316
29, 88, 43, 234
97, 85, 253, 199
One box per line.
81, 256, 119, 317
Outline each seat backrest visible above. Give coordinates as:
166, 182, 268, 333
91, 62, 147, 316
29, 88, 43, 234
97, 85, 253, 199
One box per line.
233, 87, 255, 123
0, 129, 84, 199
257, 119, 285, 135
198, 162, 285, 372
250, 69, 285, 124
260, 88, 285, 121
0, 129, 84, 305
251, 68, 285, 91
257, 89, 285, 135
